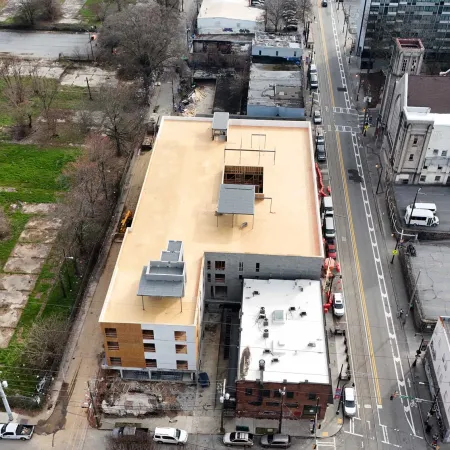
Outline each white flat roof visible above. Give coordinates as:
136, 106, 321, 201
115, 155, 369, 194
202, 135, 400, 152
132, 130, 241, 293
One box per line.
198, 0, 264, 22
238, 279, 329, 385
405, 107, 450, 126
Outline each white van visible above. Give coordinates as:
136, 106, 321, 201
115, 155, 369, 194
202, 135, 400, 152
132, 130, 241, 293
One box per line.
405, 207, 439, 227
153, 427, 188, 445
323, 217, 336, 238
309, 63, 317, 75
322, 196, 334, 217
408, 202, 437, 215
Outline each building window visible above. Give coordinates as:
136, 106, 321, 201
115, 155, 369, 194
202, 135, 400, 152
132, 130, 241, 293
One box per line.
401, 58, 407, 71
239, 275, 243, 280
207, 273, 211, 282
402, 179, 409, 184
175, 331, 187, 341
107, 341, 119, 350
176, 344, 187, 354
105, 328, 117, 338
215, 274, 225, 284
412, 137, 418, 145
273, 390, 281, 398
215, 285, 228, 298
110, 357, 122, 366
239, 262, 244, 272
142, 329, 154, 339
207, 260, 211, 270
409, 154, 414, 161
144, 343, 155, 352
146, 359, 157, 368
442, 151, 448, 157
176, 360, 188, 370
259, 50, 262, 55
262, 389, 271, 397
438, 165, 443, 170
245, 388, 253, 396
266, 401, 280, 406
420, 176, 426, 182
308, 393, 317, 400
423, 164, 428, 169
286, 403, 299, 408
440, 373, 444, 383
256, 263, 260, 272
276, 51, 279, 56
435, 176, 441, 182
294, 51, 297, 57
433, 149, 439, 155
215, 261, 225, 271
286, 391, 294, 399
445, 361, 448, 372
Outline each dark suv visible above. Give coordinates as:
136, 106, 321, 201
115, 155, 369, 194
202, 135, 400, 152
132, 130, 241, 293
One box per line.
316, 143, 326, 162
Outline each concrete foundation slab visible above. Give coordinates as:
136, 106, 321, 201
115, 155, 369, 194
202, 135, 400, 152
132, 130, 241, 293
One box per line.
19, 228, 58, 244
0, 290, 29, 308
0, 307, 22, 328
11, 243, 52, 259
4, 257, 45, 274
25, 218, 62, 230
0, 274, 37, 291
0, 328, 15, 349
21, 203, 57, 214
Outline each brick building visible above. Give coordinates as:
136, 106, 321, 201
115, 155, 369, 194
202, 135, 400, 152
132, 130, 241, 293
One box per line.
234, 279, 332, 424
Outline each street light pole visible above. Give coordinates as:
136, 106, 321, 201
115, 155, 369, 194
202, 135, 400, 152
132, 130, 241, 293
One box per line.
220, 391, 230, 433
376, 164, 383, 194
278, 387, 286, 433
407, 187, 422, 226
0, 380, 13, 422
390, 229, 404, 264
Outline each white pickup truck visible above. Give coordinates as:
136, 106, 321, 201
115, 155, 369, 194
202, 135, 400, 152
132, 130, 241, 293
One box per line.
0, 423, 35, 440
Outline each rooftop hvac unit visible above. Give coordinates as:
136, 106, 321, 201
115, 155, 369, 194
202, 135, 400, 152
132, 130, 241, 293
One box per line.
263, 319, 269, 327
308, 342, 316, 347
263, 329, 269, 338
259, 359, 266, 370
289, 306, 296, 311
300, 311, 307, 317
253, 291, 260, 296
259, 307, 265, 315
271, 358, 279, 363
263, 349, 271, 354
299, 286, 303, 292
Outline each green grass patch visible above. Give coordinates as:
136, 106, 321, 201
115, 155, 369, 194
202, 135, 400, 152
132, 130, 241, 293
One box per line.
0, 143, 78, 200
0, 211, 29, 269
78, 0, 102, 24
53, 85, 91, 110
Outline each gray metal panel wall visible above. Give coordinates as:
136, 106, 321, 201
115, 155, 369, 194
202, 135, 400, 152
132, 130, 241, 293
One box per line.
204, 252, 322, 303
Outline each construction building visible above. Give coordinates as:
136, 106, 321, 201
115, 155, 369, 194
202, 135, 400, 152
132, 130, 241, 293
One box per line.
99, 114, 323, 382
234, 278, 331, 425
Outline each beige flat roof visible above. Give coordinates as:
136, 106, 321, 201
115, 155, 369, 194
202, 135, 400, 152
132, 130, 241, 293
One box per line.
100, 117, 322, 326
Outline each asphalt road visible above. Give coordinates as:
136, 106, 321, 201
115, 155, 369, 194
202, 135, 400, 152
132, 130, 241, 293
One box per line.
0, 30, 92, 59
312, 1, 427, 449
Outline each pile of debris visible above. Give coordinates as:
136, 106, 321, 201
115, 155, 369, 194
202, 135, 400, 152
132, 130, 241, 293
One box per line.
180, 87, 209, 117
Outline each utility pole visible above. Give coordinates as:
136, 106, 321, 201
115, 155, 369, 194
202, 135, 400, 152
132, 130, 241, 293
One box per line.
86, 77, 93, 101
390, 229, 404, 264
407, 187, 422, 226
278, 387, 286, 433
314, 397, 320, 438
0, 380, 13, 422
376, 164, 383, 194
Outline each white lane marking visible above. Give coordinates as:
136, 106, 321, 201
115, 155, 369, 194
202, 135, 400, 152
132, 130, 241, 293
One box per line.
329, 1, 417, 438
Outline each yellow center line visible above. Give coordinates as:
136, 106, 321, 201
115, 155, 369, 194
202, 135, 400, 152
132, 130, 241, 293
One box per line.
317, 1, 382, 405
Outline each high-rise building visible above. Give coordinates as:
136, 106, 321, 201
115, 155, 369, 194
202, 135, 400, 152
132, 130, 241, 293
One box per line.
356, 0, 450, 66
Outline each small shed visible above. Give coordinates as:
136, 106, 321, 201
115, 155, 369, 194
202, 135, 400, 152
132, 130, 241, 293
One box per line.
212, 112, 229, 141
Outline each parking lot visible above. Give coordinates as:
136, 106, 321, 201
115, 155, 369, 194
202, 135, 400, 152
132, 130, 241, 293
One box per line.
393, 185, 450, 232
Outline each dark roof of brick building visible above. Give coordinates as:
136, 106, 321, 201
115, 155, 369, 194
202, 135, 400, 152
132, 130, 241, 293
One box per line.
408, 76, 450, 114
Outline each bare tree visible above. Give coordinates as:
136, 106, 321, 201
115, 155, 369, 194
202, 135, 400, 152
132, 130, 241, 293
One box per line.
155, 0, 180, 10
22, 315, 69, 370
98, 2, 182, 101
92, 0, 113, 22
96, 84, 145, 157
0, 58, 33, 133
264, 0, 286, 32
16, 0, 40, 26
30, 68, 59, 136
39, 0, 61, 21
296, 0, 312, 28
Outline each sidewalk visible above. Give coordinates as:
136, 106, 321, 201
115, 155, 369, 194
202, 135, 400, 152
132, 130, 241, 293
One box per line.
362, 128, 448, 448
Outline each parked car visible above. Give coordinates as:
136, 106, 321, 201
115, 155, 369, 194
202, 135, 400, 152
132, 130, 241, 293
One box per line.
315, 129, 325, 146
333, 293, 345, 317
315, 143, 326, 162
313, 110, 322, 124
343, 387, 357, 417
198, 372, 210, 387
112, 426, 149, 438
260, 434, 292, 448
223, 432, 254, 447
326, 240, 337, 259
322, 0, 328, 6
153, 427, 188, 445
0, 423, 34, 440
